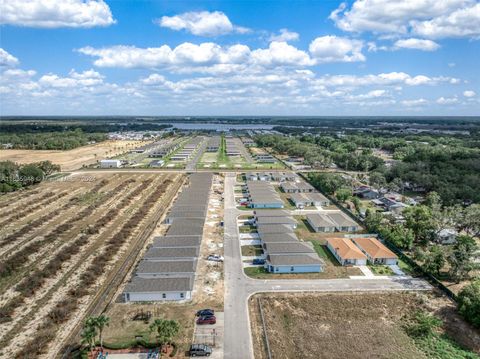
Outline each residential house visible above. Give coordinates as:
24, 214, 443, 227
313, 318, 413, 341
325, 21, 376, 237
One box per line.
351, 237, 398, 265
326, 238, 367, 266
265, 254, 323, 273
124, 276, 193, 302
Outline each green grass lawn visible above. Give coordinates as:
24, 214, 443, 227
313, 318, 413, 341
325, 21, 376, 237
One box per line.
241, 245, 263, 256
369, 265, 395, 276
308, 240, 342, 266
239, 225, 256, 233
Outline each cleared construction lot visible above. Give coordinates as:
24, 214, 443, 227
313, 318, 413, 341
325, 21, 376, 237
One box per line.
249, 292, 480, 359
0, 140, 144, 171
0, 172, 183, 358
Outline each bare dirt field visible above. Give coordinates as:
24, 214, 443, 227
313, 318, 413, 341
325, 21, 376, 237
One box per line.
0, 140, 145, 171
101, 174, 225, 358
0, 171, 183, 358
249, 292, 480, 359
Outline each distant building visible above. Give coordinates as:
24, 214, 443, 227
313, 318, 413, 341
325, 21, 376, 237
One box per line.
100, 159, 122, 168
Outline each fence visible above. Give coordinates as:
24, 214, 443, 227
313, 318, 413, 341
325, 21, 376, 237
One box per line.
299, 172, 459, 302
257, 298, 273, 359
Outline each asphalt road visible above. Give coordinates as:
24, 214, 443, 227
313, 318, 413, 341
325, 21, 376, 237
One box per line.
186, 137, 207, 171
222, 173, 432, 359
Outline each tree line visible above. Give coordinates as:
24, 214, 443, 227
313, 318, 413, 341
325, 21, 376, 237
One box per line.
0, 160, 60, 193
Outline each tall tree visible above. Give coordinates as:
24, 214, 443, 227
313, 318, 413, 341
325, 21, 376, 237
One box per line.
423, 245, 445, 276
448, 235, 479, 282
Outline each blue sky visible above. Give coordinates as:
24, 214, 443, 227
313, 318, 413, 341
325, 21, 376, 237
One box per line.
0, 0, 479, 116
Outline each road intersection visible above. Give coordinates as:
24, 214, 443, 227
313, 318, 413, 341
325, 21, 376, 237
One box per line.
222, 173, 432, 359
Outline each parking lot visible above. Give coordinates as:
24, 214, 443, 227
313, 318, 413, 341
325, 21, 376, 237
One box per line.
192, 312, 224, 358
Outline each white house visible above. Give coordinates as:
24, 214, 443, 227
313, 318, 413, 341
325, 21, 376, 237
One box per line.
123, 276, 193, 302
265, 254, 323, 273
100, 159, 122, 168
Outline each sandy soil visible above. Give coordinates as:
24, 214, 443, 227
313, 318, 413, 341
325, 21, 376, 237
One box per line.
102, 174, 225, 358
0, 140, 144, 171
249, 291, 480, 359
0, 173, 181, 358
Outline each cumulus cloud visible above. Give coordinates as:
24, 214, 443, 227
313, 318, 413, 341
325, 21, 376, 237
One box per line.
393, 38, 440, 51
0, 48, 19, 67
314, 72, 458, 88
156, 11, 249, 36
0, 0, 115, 28
269, 28, 300, 42
309, 36, 365, 62
463, 90, 476, 97
437, 96, 459, 104
411, 3, 480, 39
402, 98, 428, 106
330, 0, 480, 39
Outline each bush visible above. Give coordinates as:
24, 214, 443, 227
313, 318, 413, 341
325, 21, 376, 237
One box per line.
457, 280, 480, 328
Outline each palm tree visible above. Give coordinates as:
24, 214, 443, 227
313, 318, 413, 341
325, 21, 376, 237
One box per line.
149, 318, 180, 347
93, 315, 110, 349
81, 323, 97, 355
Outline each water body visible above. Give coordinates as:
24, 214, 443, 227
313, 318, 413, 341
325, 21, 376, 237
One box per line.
167, 122, 274, 130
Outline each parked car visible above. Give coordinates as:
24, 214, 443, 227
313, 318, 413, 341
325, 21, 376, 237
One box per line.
189, 344, 212, 357
197, 315, 216, 325
196, 309, 214, 317
207, 254, 224, 262
252, 258, 265, 265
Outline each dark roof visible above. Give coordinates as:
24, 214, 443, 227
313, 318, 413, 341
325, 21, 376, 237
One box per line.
257, 224, 294, 234
144, 247, 199, 259
256, 216, 297, 225
267, 254, 323, 266
258, 232, 299, 243
124, 276, 193, 293
152, 236, 201, 247
264, 242, 315, 254
136, 260, 196, 274
167, 218, 205, 236
254, 209, 291, 218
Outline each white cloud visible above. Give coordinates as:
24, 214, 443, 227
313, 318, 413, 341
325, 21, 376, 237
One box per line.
0, 48, 19, 67
330, 0, 480, 39
156, 11, 249, 36
309, 36, 365, 63
393, 38, 440, 51
436, 96, 459, 104
79, 41, 317, 69
402, 98, 428, 106
251, 41, 314, 66
314, 72, 458, 88
463, 90, 476, 97
0, 0, 115, 28
39, 69, 104, 87
269, 28, 300, 42
411, 3, 480, 39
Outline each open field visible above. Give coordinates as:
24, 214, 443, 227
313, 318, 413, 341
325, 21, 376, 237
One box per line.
0, 140, 145, 171
101, 174, 225, 357
250, 292, 480, 359
0, 172, 184, 358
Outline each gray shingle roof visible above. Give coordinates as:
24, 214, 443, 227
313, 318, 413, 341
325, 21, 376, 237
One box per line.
144, 246, 199, 259
254, 209, 291, 218
257, 224, 294, 234
152, 236, 201, 247
258, 232, 299, 243
124, 276, 193, 293
136, 260, 196, 274
256, 216, 297, 225
167, 218, 205, 236
267, 253, 323, 266
264, 242, 315, 254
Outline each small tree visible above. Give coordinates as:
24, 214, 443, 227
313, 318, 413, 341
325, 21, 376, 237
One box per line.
92, 315, 110, 349
335, 187, 352, 203
149, 318, 180, 346
423, 245, 445, 276
81, 321, 97, 354
448, 235, 479, 282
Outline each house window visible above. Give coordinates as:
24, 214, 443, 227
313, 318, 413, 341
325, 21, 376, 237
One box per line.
180, 293, 184, 298
291, 266, 294, 272
162, 293, 166, 299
